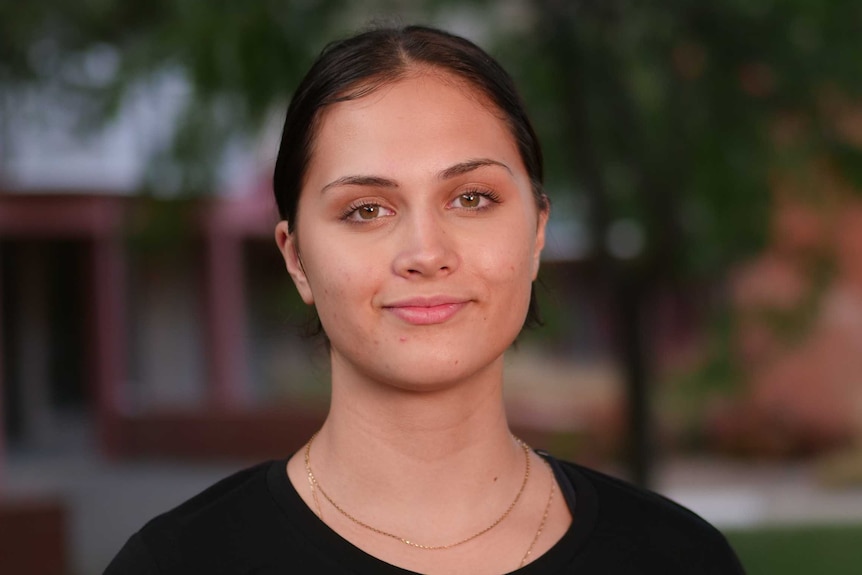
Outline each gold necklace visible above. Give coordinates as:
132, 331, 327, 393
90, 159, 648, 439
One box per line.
304, 433, 531, 550
519, 461, 555, 567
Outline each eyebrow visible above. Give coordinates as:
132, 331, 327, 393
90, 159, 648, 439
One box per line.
320, 158, 512, 194
437, 158, 513, 180
320, 175, 397, 194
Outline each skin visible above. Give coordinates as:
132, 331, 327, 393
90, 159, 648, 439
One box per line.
275, 69, 569, 574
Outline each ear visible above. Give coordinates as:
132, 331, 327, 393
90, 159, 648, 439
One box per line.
532, 208, 549, 280
275, 221, 315, 305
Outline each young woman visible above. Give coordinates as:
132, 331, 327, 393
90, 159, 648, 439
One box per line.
106, 25, 745, 574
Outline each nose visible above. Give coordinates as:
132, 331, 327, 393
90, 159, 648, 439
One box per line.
392, 211, 460, 278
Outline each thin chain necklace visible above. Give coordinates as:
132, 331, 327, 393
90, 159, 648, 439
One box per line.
304, 433, 531, 551
519, 461, 555, 567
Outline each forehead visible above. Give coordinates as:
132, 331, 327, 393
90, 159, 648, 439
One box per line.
333, 66, 505, 122
305, 71, 522, 182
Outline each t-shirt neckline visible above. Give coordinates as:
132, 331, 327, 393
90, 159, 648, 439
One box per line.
266, 450, 598, 574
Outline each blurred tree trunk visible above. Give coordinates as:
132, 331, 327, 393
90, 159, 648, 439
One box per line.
535, 0, 655, 487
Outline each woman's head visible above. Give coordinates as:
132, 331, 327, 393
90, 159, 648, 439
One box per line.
274, 27, 547, 363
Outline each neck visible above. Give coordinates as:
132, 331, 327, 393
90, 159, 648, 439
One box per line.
327, 349, 511, 457
306, 352, 522, 524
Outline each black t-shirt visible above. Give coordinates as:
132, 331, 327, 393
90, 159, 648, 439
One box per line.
104, 453, 746, 574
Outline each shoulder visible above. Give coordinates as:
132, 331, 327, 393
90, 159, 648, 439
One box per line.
557, 458, 717, 534
104, 460, 282, 574
552, 458, 746, 574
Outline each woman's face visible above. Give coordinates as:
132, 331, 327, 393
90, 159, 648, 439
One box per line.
276, 71, 547, 392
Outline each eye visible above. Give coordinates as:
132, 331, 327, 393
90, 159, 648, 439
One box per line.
449, 188, 501, 210
342, 201, 394, 222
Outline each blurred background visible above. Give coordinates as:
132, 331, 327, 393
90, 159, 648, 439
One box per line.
2, 1, 862, 573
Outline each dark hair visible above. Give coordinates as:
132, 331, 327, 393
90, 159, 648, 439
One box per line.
273, 24, 547, 328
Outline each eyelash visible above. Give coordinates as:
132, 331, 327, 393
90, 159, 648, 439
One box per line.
338, 188, 502, 223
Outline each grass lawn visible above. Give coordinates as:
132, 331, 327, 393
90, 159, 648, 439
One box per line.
725, 523, 862, 574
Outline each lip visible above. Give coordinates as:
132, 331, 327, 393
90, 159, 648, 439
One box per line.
383, 296, 470, 325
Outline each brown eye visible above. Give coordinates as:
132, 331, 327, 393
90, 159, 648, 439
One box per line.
358, 205, 380, 220
459, 193, 481, 208
342, 202, 394, 223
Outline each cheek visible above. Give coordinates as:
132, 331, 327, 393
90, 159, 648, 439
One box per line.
311, 266, 355, 304
476, 233, 536, 286
303, 244, 378, 312
475, 251, 535, 329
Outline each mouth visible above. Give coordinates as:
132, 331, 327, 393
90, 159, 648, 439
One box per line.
383, 297, 470, 326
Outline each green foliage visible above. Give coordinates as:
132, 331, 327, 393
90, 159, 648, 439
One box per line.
2, 0, 356, 194
494, 0, 861, 279
830, 143, 862, 190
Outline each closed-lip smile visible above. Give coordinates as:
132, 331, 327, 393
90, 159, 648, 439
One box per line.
383, 296, 470, 325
